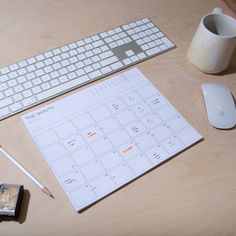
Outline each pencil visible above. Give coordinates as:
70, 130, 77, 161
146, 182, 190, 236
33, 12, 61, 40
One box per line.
0, 145, 54, 199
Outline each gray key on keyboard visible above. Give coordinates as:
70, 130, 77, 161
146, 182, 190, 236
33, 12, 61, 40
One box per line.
111, 42, 143, 61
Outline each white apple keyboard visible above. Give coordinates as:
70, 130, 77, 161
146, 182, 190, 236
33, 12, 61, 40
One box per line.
0, 17, 175, 120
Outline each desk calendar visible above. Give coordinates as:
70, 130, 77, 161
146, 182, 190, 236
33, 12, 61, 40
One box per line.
22, 68, 202, 212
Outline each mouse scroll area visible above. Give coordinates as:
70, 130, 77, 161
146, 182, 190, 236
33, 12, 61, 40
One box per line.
201, 83, 236, 129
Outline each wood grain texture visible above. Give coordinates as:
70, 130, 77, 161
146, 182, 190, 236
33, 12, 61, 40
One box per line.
0, 0, 236, 235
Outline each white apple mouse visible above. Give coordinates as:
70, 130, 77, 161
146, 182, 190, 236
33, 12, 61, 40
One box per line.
201, 83, 236, 129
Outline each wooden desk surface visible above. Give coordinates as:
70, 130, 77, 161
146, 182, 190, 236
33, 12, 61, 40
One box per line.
0, 0, 236, 235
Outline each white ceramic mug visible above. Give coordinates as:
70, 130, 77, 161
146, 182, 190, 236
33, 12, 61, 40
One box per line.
187, 7, 236, 74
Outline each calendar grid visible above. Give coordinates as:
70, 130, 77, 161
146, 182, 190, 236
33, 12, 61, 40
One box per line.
22, 68, 202, 212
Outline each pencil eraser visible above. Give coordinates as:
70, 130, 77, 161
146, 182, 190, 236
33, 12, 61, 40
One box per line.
0, 183, 24, 218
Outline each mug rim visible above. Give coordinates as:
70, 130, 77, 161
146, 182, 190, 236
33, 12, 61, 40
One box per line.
201, 12, 236, 39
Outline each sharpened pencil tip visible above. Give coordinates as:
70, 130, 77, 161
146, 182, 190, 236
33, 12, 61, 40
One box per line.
42, 186, 54, 199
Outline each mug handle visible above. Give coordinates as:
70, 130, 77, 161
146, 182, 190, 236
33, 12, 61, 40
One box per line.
213, 7, 223, 14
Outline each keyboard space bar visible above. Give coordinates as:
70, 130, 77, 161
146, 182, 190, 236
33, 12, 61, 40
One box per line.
36, 77, 89, 101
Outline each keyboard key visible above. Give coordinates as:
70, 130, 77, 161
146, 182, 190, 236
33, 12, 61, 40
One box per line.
58, 76, 68, 84
22, 97, 37, 107
101, 66, 112, 74
129, 22, 137, 28
110, 62, 123, 70
67, 72, 77, 80
13, 85, 24, 93
84, 37, 93, 44
23, 90, 33, 98
8, 71, 18, 79
123, 58, 132, 65
85, 51, 94, 58
0, 107, 10, 118
32, 86, 42, 94
142, 18, 150, 23
119, 32, 127, 38
0, 75, 8, 83
130, 55, 139, 62
75, 62, 84, 69
79, 75, 90, 83
61, 45, 70, 52
36, 54, 45, 61
8, 79, 18, 88
100, 32, 108, 38
147, 22, 155, 28
140, 25, 148, 30
84, 44, 93, 50
50, 79, 60, 87
41, 82, 51, 90
99, 51, 113, 59
116, 39, 124, 46
123, 37, 132, 43
159, 44, 168, 50
93, 40, 104, 47
84, 66, 93, 73
0, 67, 10, 75
4, 88, 14, 97
155, 39, 162, 46
27, 64, 36, 72
93, 48, 102, 54
68, 43, 77, 49
161, 37, 175, 48
75, 69, 85, 77
151, 27, 159, 33
104, 37, 112, 43
136, 39, 144, 45
18, 60, 28, 68
127, 29, 135, 35
146, 47, 161, 56
44, 51, 54, 58
84, 58, 93, 66
92, 63, 101, 70
27, 57, 37, 64
91, 55, 100, 63
137, 52, 146, 59
107, 29, 115, 36
131, 34, 139, 40
157, 32, 164, 38
44, 65, 54, 73
125, 50, 134, 57
34, 61, 45, 69
10, 102, 23, 112
148, 42, 156, 48
52, 48, 61, 55
114, 27, 122, 33
0, 97, 13, 108
13, 93, 23, 102
100, 56, 118, 67
109, 42, 118, 48
41, 74, 51, 82
9, 64, 19, 71
122, 24, 130, 30
89, 70, 102, 79
100, 45, 109, 51
141, 44, 149, 50
76, 40, 85, 47
91, 35, 100, 41
67, 64, 77, 72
